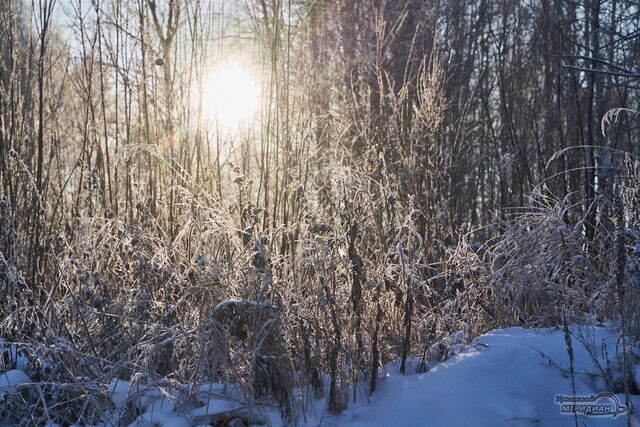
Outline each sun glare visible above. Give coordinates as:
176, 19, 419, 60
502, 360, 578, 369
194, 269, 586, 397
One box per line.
198, 63, 261, 131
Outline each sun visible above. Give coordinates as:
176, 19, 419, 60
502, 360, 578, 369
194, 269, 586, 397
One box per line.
198, 62, 261, 131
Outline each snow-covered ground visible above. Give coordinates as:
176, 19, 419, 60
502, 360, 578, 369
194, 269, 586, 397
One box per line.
2, 326, 639, 426
315, 327, 640, 427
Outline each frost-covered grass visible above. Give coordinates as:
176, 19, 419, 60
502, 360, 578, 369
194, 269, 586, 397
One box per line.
2, 187, 639, 425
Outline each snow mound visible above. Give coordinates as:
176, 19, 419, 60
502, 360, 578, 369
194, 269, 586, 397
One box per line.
320, 326, 639, 427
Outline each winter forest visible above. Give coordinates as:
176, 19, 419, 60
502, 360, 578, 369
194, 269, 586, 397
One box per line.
1, 0, 640, 425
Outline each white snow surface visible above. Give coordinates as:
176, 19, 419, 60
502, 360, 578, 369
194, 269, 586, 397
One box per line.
0, 369, 31, 391
318, 326, 640, 427
3, 326, 640, 426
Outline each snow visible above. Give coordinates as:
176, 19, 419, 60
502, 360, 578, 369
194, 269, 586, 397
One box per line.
0, 339, 28, 370
318, 327, 639, 427
109, 326, 639, 427
0, 369, 31, 391
2, 326, 638, 426
108, 380, 132, 411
